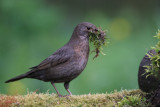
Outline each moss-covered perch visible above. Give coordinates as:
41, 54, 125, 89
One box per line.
0, 90, 149, 107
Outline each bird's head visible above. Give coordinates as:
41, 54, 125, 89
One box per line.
68, 22, 107, 58
71, 22, 99, 40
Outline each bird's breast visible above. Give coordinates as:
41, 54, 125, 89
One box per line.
73, 40, 89, 71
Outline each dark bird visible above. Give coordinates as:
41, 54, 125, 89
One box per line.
5, 22, 100, 97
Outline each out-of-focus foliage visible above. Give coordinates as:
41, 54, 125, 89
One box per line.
0, 0, 160, 95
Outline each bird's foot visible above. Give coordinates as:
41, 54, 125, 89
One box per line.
62, 94, 71, 100
57, 94, 71, 98
58, 94, 63, 97
63, 94, 71, 97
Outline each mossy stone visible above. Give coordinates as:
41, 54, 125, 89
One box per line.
138, 50, 160, 93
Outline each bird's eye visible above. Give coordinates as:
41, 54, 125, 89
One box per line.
95, 29, 98, 31
87, 27, 90, 30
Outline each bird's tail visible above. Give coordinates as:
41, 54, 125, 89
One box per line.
5, 73, 28, 83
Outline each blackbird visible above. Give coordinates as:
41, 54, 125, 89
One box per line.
5, 22, 100, 97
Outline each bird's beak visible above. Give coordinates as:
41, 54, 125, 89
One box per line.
88, 28, 93, 33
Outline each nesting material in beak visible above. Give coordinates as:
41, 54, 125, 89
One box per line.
88, 27, 109, 59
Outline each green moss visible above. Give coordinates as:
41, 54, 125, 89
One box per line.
117, 95, 148, 107
89, 27, 108, 59
144, 30, 160, 79
0, 90, 148, 107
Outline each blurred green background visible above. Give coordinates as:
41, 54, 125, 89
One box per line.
0, 0, 160, 95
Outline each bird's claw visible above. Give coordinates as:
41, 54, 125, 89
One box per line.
58, 94, 71, 98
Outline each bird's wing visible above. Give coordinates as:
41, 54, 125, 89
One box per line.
30, 46, 73, 71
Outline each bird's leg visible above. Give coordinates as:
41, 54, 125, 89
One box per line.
51, 82, 62, 97
64, 82, 72, 96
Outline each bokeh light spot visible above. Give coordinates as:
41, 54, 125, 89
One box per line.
110, 18, 132, 40
7, 81, 26, 95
